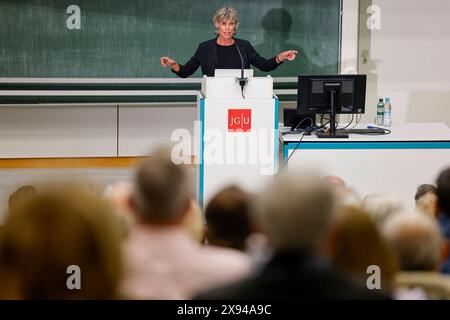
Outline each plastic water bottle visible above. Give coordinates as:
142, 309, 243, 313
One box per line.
376, 98, 384, 126
383, 98, 392, 127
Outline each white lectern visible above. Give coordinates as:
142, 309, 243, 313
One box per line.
196, 72, 279, 208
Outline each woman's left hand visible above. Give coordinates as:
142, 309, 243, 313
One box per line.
276, 50, 298, 63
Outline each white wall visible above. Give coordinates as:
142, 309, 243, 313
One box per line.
358, 0, 450, 126
0, 105, 117, 158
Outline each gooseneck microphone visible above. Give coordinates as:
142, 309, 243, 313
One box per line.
234, 44, 247, 99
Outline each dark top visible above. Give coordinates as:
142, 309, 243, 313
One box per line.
196, 251, 390, 300
216, 44, 242, 70
172, 38, 282, 78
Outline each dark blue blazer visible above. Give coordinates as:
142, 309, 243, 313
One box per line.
173, 38, 281, 78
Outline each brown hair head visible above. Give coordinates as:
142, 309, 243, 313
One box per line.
0, 185, 122, 299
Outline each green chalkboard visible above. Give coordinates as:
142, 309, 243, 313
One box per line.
0, 0, 340, 78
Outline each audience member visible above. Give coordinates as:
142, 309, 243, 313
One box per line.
415, 184, 437, 202
0, 185, 122, 299
327, 205, 398, 294
205, 186, 253, 251
323, 175, 361, 206
197, 171, 388, 299
121, 148, 251, 299
414, 184, 438, 217
183, 198, 204, 243
383, 212, 450, 299
103, 181, 136, 238
8, 185, 38, 213
362, 193, 404, 227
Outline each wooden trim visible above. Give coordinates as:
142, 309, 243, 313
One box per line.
0, 156, 198, 169
0, 157, 143, 169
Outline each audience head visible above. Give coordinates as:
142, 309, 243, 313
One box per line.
383, 212, 443, 271
253, 170, 337, 254
362, 193, 404, 227
323, 175, 361, 206
324, 175, 346, 187
437, 167, 450, 216
205, 186, 253, 251
328, 205, 398, 287
415, 192, 439, 218
131, 148, 191, 225
414, 184, 438, 217
414, 184, 437, 202
0, 184, 122, 299
183, 198, 204, 243
8, 185, 38, 213
103, 181, 136, 238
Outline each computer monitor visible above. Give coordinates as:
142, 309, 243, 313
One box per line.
297, 74, 367, 138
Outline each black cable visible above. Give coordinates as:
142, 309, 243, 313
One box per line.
283, 130, 307, 168
321, 114, 337, 129
339, 113, 354, 130
281, 116, 314, 135
351, 114, 362, 129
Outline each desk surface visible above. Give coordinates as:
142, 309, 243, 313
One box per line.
281, 122, 450, 143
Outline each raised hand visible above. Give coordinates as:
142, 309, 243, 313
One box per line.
276, 50, 298, 63
160, 56, 176, 67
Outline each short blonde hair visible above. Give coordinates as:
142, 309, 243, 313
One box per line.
213, 6, 239, 33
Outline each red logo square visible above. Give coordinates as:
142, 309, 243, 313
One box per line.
228, 109, 252, 132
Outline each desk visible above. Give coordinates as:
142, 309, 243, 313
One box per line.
281, 123, 450, 209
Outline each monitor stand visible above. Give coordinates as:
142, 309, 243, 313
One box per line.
316, 86, 348, 139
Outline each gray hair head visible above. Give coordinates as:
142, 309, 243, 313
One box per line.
362, 193, 404, 227
253, 170, 337, 253
131, 148, 191, 223
383, 212, 442, 271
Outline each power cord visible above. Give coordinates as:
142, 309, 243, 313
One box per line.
339, 114, 354, 130
283, 129, 307, 168
281, 116, 314, 135
351, 114, 362, 129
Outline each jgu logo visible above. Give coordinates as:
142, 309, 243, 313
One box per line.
228, 109, 252, 132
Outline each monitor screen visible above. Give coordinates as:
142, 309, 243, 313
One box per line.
297, 74, 367, 115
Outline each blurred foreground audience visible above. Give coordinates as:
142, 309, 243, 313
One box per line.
362, 193, 404, 227
0, 185, 122, 299
323, 175, 361, 206
204, 186, 253, 251
197, 171, 388, 299
383, 211, 450, 299
121, 149, 251, 299
183, 198, 204, 243
204, 186, 271, 264
414, 184, 438, 217
327, 205, 398, 294
103, 181, 136, 238
8, 185, 38, 213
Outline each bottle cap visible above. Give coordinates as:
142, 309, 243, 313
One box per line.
385, 98, 391, 103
